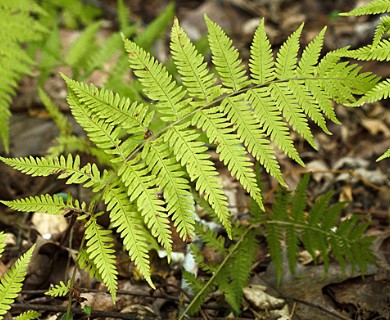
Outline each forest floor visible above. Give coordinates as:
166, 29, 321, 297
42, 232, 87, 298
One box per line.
1, 0, 390, 319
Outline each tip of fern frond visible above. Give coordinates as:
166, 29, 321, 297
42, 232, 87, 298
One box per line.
146, 277, 156, 290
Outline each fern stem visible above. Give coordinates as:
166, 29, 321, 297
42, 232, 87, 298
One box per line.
179, 225, 255, 319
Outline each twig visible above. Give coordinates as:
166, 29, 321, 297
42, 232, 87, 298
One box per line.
11, 303, 156, 320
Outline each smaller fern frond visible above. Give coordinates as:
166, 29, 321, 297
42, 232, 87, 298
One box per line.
220, 97, 285, 186
297, 27, 327, 77
103, 184, 154, 287
0, 194, 86, 215
354, 78, 390, 106
118, 156, 172, 255
38, 87, 72, 137
84, 214, 118, 301
0, 155, 105, 191
123, 37, 191, 121
0, 233, 6, 260
377, 147, 390, 161
340, 0, 390, 16
343, 40, 390, 61
245, 87, 304, 166
170, 18, 221, 104
275, 23, 304, 80
164, 126, 231, 237
205, 15, 249, 91
192, 108, 264, 208
0, 245, 35, 318
142, 139, 196, 240
45, 280, 71, 297
249, 18, 275, 85
14, 310, 41, 320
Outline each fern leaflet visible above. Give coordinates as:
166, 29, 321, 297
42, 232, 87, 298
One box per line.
14, 310, 41, 320
45, 280, 71, 297
0, 245, 35, 318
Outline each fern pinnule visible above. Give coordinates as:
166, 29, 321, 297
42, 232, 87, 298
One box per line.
377, 147, 390, 161
340, 0, 390, 16
165, 126, 232, 237
170, 18, 221, 104
14, 310, 40, 320
123, 37, 191, 121
103, 184, 153, 287
275, 23, 304, 80
245, 87, 304, 166
249, 18, 274, 85
84, 214, 118, 301
221, 97, 285, 186
45, 280, 71, 297
0, 245, 35, 318
142, 140, 196, 240
63, 75, 153, 135
205, 15, 249, 92
118, 155, 172, 255
0, 194, 86, 216
0, 234, 6, 260
192, 108, 264, 208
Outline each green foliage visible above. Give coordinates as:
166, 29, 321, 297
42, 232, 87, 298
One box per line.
340, 0, 390, 159
0, 245, 35, 319
0, 14, 380, 304
0, 0, 46, 153
14, 311, 41, 320
183, 223, 257, 315
45, 280, 71, 298
262, 174, 374, 284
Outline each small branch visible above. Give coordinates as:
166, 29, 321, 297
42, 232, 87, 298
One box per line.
11, 303, 156, 320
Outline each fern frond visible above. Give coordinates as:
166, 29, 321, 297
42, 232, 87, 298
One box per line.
63, 76, 152, 135
124, 37, 192, 121
170, 18, 221, 104
270, 82, 316, 148
38, 87, 72, 137
45, 280, 71, 297
77, 248, 102, 281
372, 16, 390, 47
275, 23, 304, 80
0, 245, 35, 317
205, 15, 249, 91
354, 78, 390, 106
221, 97, 285, 186
286, 174, 309, 274
103, 184, 153, 287
297, 27, 327, 77
0, 155, 105, 191
65, 21, 101, 68
194, 223, 227, 255
343, 40, 390, 61
0, 1, 45, 152
0, 194, 86, 216
118, 156, 172, 255
84, 214, 118, 301
192, 108, 264, 208
377, 147, 390, 161
249, 18, 275, 85
14, 310, 41, 320
142, 140, 196, 240
164, 126, 231, 237
0, 233, 6, 260
246, 87, 304, 165
340, 0, 390, 16
264, 189, 290, 284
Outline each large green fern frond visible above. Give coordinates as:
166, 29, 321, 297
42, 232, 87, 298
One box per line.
0, 245, 35, 318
